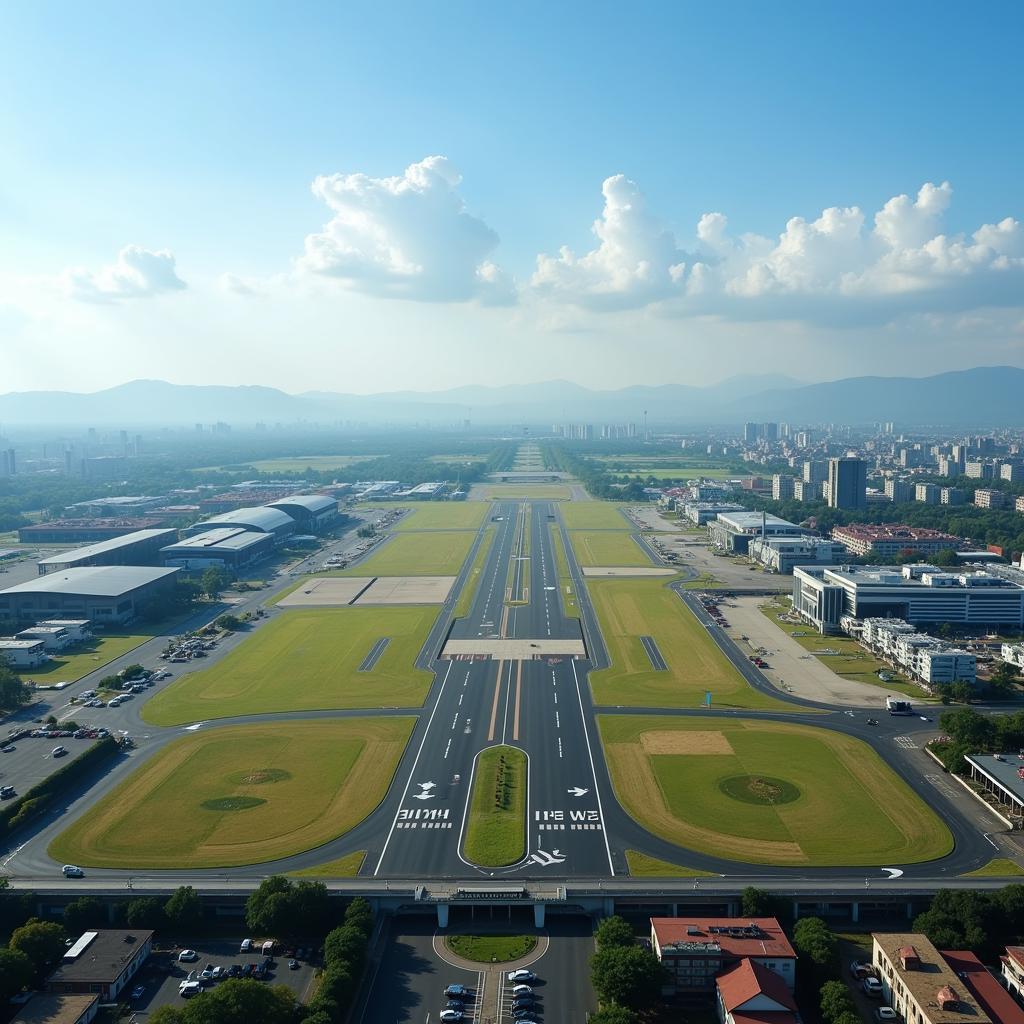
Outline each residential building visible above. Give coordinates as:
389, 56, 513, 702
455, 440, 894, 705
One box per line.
871, 933, 991, 1024
941, 487, 966, 505
792, 479, 812, 501
0, 567, 181, 625
1017, 496, 1024, 514
1001, 463, 1024, 483
650, 917, 796, 993
791, 563, 1024, 633
708, 511, 805, 555
716, 959, 797, 1024
976, 489, 1006, 509
961, 755, 1024, 819
46, 930, 153, 1003
939, 455, 962, 477
771, 475, 795, 501
966, 460, 995, 479
1002, 947, 1024, 1005
831, 524, 962, 559
36, 529, 177, 576
748, 536, 847, 575
941, 950, 1024, 1024
827, 457, 867, 509
743, 422, 759, 444
11, 994, 99, 1024
885, 479, 915, 504
916, 483, 940, 504
803, 460, 828, 485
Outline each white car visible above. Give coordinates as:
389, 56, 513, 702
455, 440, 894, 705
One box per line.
875, 1009, 898, 1023
178, 949, 199, 962
863, 977, 884, 998
439, 1013, 464, 1023
179, 981, 201, 998
512, 985, 534, 995
62, 864, 84, 878
508, 970, 536, 983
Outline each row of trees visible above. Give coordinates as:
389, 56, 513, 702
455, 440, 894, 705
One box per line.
931, 707, 1024, 773
588, 915, 666, 1022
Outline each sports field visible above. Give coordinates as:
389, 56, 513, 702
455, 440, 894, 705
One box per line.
50, 718, 413, 868
587, 578, 791, 709
342, 531, 475, 575
479, 485, 572, 499
142, 607, 436, 725
570, 530, 652, 567
393, 503, 488, 530
558, 503, 630, 530
600, 715, 952, 866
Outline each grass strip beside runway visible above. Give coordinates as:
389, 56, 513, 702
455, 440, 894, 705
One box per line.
549, 526, 580, 618
462, 745, 527, 867
569, 530, 652, 567
600, 715, 952, 867
454, 528, 496, 618
143, 607, 436, 724
50, 719, 413, 869
625, 851, 718, 877
558, 503, 631, 530
961, 858, 1024, 877
290, 851, 367, 877
340, 530, 476, 576
587, 577, 792, 709
393, 503, 488, 530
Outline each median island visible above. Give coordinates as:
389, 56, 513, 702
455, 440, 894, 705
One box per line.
462, 745, 527, 867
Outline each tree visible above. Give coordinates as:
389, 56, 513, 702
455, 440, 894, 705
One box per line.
590, 946, 666, 1010
216, 614, 242, 631
740, 886, 775, 917
590, 1005, 637, 1024
10, 919, 67, 981
792, 917, 837, 972
0, 661, 30, 710
121, 663, 146, 680
0, 877, 35, 936
201, 566, 230, 597
245, 875, 293, 935
324, 924, 367, 969
165, 885, 203, 929
595, 915, 636, 949
820, 979, 857, 1023
246, 876, 333, 939
343, 895, 373, 936
0, 947, 34, 1003
153, 980, 295, 1024
125, 896, 167, 930
64, 896, 103, 934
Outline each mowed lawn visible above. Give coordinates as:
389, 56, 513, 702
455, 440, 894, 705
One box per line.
587, 578, 791, 709
341, 531, 475, 576
559, 503, 630, 530
570, 530, 651, 567
462, 745, 527, 867
50, 719, 413, 868
142, 607, 436, 725
600, 715, 952, 867
20, 631, 154, 684
393, 503, 487, 530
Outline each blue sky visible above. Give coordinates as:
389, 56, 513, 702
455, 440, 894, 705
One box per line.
2, 1, 1022, 393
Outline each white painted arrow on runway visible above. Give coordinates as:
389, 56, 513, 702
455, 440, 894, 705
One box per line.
881, 867, 904, 879
567, 787, 589, 797
418, 781, 436, 791
412, 792, 436, 800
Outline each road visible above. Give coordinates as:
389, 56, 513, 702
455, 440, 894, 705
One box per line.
1, 500, 1014, 885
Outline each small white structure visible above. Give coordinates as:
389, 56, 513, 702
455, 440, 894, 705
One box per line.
37, 619, 92, 643
0, 638, 49, 667
16, 624, 72, 651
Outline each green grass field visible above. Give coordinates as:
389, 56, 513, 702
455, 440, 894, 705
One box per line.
549, 526, 580, 618
462, 745, 527, 867
291, 851, 367, 877
600, 715, 952, 866
479, 484, 572, 499
961, 858, 1024, 877
205, 454, 378, 473
454, 529, 496, 618
340, 531, 476, 576
446, 935, 537, 962
617, 467, 736, 480
558, 503, 630, 530
50, 719, 413, 868
142, 607, 436, 725
393, 503, 488, 530
761, 601, 932, 699
569, 531, 652, 567
20, 631, 155, 684
587, 577, 792, 709
625, 851, 717, 877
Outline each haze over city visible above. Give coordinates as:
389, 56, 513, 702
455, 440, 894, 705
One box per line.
2, 1, 1023, 395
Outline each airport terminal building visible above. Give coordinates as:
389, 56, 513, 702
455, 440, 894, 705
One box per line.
160, 527, 275, 570
265, 494, 338, 533
792, 563, 1024, 633
180, 505, 295, 542
0, 567, 180, 625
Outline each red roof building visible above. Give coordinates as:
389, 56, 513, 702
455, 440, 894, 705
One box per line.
651, 918, 796, 993
716, 958, 798, 1024
941, 950, 1024, 1024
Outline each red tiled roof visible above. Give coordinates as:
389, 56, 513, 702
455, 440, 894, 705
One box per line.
731, 1013, 797, 1024
652, 918, 796, 960
716, 959, 797, 1014
942, 951, 1024, 1024
1005, 947, 1024, 972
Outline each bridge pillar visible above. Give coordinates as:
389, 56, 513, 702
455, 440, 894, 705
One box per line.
906, 902, 914, 920
851, 902, 860, 923
437, 903, 449, 928
534, 903, 545, 928
603, 897, 615, 918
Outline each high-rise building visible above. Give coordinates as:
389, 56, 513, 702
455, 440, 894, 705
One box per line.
0, 448, 15, 476
827, 457, 866, 509
772, 475, 795, 501
915, 483, 939, 504
803, 460, 828, 485
940, 487, 965, 505
884, 479, 914, 504
761, 422, 779, 442
965, 460, 994, 479
743, 422, 759, 444
974, 489, 1005, 509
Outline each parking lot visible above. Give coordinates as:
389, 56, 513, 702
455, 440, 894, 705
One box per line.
0, 730, 101, 802
125, 938, 319, 1017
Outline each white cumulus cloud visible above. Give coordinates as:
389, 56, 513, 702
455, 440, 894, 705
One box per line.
531, 174, 689, 310
533, 177, 1024, 325
62, 246, 186, 303
299, 155, 513, 304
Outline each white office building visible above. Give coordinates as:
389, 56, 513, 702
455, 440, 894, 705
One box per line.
0, 638, 49, 668
792, 563, 1024, 633
748, 536, 847, 575
708, 511, 805, 554
857, 616, 975, 686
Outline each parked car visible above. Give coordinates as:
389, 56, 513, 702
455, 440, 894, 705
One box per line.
444, 984, 470, 998
178, 950, 199, 963
508, 970, 536, 983
0, 785, 15, 799
130, 985, 145, 1001
179, 981, 201, 998
512, 984, 534, 995
875, 1009, 898, 1023
863, 977, 884, 998
850, 959, 875, 978
439, 1013, 463, 1023
288, 959, 299, 970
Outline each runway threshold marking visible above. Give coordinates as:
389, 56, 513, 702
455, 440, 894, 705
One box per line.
488, 658, 505, 741
513, 660, 523, 741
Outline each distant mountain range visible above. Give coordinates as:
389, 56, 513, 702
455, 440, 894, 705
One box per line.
1, 367, 1021, 428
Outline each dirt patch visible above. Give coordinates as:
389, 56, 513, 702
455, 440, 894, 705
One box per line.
354, 575, 456, 604
201, 796, 267, 811
226, 768, 292, 785
719, 774, 801, 805
640, 730, 735, 755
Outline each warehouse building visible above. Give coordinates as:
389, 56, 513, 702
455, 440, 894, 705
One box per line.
180, 505, 295, 542
15, 624, 73, 651
0, 567, 180, 625
683, 501, 747, 526
17, 518, 169, 544
708, 510, 805, 554
46, 929, 153, 1003
265, 494, 338, 533
0, 638, 49, 668
65, 495, 167, 517
964, 754, 1024, 820
161, 528, 275, 570
36, 528, 178, 576
748, 536, 848, 575
792, 563, 1024, 633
